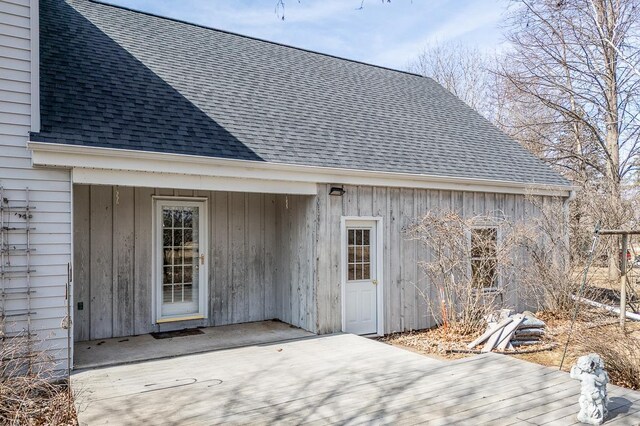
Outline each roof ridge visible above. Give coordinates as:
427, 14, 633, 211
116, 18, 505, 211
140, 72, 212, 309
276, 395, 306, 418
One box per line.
87, 0, 424, 79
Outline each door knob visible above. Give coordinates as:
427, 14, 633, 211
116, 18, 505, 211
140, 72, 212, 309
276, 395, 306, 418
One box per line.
372, 279, 378, 286
200, 253, 205, 265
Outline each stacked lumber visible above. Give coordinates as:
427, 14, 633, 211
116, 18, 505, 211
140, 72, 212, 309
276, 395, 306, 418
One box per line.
467, 311, 546, 352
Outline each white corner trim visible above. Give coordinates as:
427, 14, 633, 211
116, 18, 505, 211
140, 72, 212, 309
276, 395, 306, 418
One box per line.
30, 0, 40, 133
27, 142, 574, 196
71, 168, 318, 195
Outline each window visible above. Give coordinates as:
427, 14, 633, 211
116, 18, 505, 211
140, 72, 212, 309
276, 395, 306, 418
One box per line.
161, 206, 199, 304
470, 227, 498, 289
347, 228, 371, 281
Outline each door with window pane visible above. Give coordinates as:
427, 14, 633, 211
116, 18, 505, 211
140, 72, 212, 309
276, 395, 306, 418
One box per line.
155, 199, 207, 320
344, 221, 377, 335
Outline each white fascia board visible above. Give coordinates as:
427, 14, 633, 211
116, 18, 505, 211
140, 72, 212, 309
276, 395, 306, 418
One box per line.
72, 168, 318, 195
28, 142, 574, 197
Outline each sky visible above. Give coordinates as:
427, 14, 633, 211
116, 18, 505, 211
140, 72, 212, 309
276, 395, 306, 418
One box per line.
105, 0, 509, 71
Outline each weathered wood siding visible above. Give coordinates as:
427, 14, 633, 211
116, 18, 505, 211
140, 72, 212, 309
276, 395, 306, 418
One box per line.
275, 194, 317, 333
73, 185, 317, 340
0, 0, 73, 370
315, 184, 555, 335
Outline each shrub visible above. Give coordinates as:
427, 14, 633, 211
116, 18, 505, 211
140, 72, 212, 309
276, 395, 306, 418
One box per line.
576, 327, 640, 390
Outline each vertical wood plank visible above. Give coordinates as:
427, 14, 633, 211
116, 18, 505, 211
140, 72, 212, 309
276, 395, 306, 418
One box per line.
264, 194, 276, 319
439, 190, 452, 212
373, 187, 390, 334
307, 195, 317, 331
358, 186, 373, 216
400, 188, 416, 331
212, 192, 229, 325
463, 191, 475, 219
73, 185, 90, 341
315, 187, 330, 333
451, 190, 464, 215
495, 193, 506, 219
389, 187, 401, 332
247, 193, 263, 322
415, 189, 430, 329
344, 185, 358, 217
474, 192, 485, 216
230, 192, 245, 324
113, 186, 134, 337
328, 187, 343, 332
133, 187, 153, 335
485, 193, 496, 217
89, 185, 113, 339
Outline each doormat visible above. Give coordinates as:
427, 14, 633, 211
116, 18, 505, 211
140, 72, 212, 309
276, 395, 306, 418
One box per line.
150, 328, 204, 339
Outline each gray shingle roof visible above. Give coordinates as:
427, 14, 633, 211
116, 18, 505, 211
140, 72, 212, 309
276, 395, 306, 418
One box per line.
34, 0, 570, 187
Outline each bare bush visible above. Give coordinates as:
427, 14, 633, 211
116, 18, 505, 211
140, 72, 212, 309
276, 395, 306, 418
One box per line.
407, 210, 530, 336
0, 326, 75, 425
518, 190, 639, 315
576, 328, 640, 390
518, 195, 583, 314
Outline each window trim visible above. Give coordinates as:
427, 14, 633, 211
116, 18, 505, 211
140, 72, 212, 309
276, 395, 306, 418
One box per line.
468, 225, 501, 293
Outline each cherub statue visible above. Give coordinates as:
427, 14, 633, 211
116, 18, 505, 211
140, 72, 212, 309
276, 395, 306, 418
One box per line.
570, 353, 609, 425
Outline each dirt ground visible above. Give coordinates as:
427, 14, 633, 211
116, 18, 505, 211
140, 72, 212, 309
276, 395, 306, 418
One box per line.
381, 308, 640, 389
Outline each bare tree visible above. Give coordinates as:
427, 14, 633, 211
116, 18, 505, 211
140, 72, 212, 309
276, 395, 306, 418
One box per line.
496, 0, 640, 279
408, 41, 495, 118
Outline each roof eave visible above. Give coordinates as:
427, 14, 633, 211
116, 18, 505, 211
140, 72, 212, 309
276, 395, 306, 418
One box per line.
27, 141, 575, 197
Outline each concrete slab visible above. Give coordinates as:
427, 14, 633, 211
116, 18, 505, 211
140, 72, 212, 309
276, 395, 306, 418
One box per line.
73, 320, 314, 369
72, 334, 640, 425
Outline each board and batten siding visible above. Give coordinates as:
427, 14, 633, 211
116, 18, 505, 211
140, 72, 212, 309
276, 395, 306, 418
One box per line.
0, 0, 72, 370
314, 184, 558, 335
73, 185, 317, 341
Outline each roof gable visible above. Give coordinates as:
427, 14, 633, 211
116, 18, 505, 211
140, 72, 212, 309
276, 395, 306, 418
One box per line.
34, 0, 570, 187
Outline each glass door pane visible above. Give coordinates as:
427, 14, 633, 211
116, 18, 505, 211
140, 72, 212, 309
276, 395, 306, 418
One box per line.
160, 203, 200, 318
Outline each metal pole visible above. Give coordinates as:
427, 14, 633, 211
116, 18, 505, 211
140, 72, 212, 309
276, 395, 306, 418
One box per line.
620, 233, 628, 331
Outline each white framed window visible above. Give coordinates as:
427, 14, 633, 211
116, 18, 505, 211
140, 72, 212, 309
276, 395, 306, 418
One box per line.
347, 228, 372, 281
470, 226, 499, 290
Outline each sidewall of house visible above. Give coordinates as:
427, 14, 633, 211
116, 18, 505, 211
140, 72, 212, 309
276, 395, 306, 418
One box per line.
315, 183, 565, 335
0, 0, 72, 370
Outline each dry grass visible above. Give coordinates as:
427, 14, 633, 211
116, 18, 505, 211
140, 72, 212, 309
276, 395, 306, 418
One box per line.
380, 326, 481, 360
0, 378, 76, 425
1, 328, 76, 425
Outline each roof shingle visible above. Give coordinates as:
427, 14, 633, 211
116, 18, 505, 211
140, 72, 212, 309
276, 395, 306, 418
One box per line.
34, 0, 570, 187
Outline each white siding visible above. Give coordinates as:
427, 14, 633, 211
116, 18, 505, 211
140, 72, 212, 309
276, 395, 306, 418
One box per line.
0, 0, 72, 371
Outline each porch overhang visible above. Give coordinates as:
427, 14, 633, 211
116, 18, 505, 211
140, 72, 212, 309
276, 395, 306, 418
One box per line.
28, 142, 575, 197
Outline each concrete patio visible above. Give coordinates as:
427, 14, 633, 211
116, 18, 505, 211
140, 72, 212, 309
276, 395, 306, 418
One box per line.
72, 334, 640, 425
73, 320, 314, 369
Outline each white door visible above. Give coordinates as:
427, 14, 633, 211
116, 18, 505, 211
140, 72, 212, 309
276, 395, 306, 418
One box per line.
155, 198, 208, 322
344, 221, 378, 335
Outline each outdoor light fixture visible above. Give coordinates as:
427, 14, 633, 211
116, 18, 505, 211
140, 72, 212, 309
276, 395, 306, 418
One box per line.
329, 185, 345, 196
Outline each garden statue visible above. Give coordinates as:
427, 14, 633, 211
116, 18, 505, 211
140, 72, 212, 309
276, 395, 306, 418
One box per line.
570, 353, 609, 425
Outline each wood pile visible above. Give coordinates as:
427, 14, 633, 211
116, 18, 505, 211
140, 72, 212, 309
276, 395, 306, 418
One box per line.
467, 310, 546, 352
